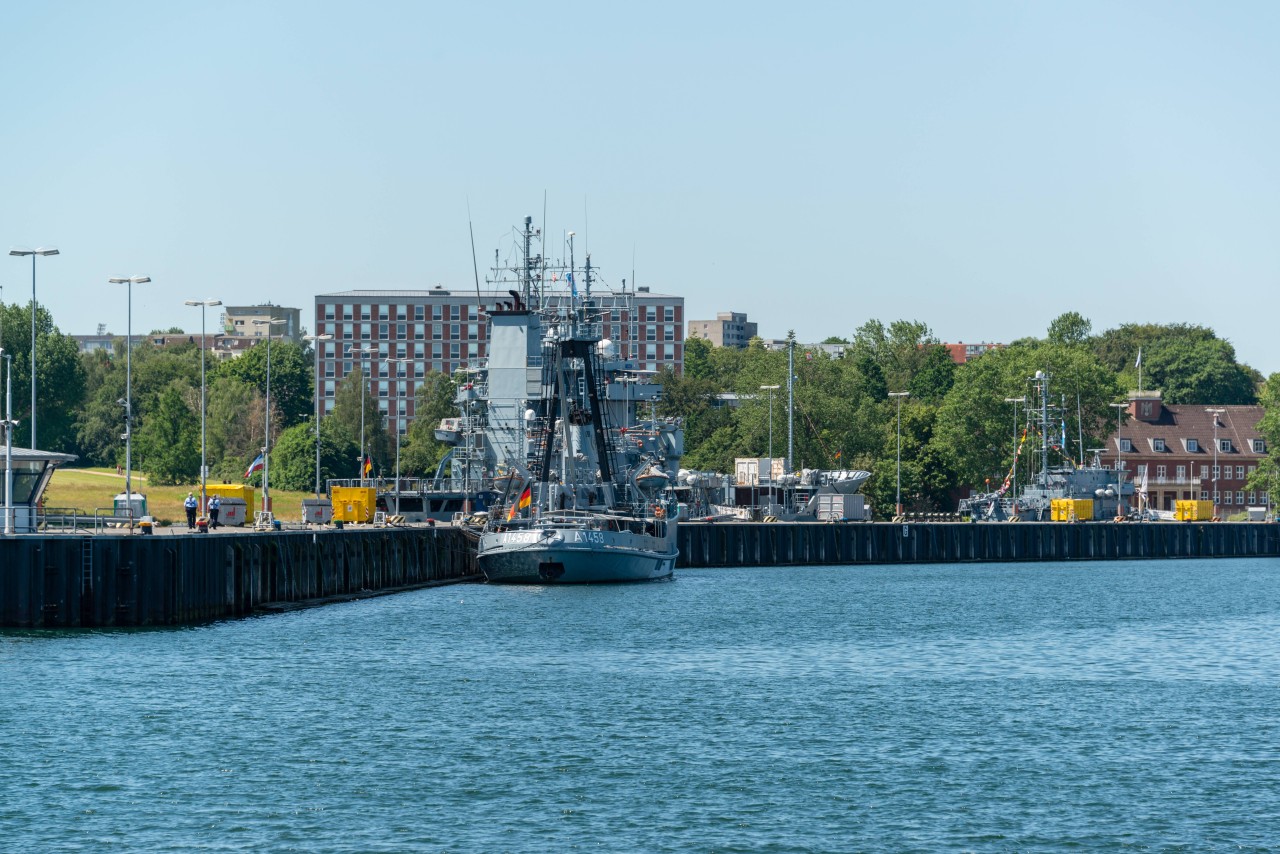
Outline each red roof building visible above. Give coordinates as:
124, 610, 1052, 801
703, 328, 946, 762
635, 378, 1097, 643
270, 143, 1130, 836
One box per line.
1107, 390, 1269, 515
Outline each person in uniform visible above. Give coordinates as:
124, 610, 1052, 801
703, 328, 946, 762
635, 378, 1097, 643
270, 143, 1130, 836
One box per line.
209, 495, 221, 529
184, 492, 198, 529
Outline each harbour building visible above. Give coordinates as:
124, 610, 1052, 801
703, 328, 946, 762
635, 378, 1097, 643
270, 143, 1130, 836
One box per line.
1105, 390, 1269, 516
313, 287, 685, 434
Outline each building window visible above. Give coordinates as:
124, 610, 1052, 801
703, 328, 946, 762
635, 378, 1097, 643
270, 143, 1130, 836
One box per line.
646, 325, 657, 341
360, 305, 371, 322
379, 323, 389, 339
450, 324, 460, 339
324, 380, 335, 397
1152, 438, 1165, 452
1213, 465, 1220, 479
415, 305, 425, 321
468, 324, 478, 340
415, 323, 425, 340
397, 323, 407, 340
361, 323, 371, 340
1236, 465, 1245, 480
664, 325, 675, 341
1249, 492, 1257, 505
1262, 492, 1271, 505
450, 343, 460, 359
1200, 465, 1209, 479
1119, 438, 1132, 452
343, 323, 353, 341
432, 305, 442, 320
377, 305, 388, 321
1176, 465, 1186, 481
342, 304, 354, 321
396, 305, 407, 321
664, 306, 674, 322
433, 323, 442, 340
1200, 490, 1209, 501
323, 304, 335, 321
1253, 439, 1266, 453
1220, 439, 1232, 453
1156, 465, 1167, 479
450, 305, 460, 320
1187, 438, 1199, 453
645, 306, 656, 322
378, 381, 388, 397
664, 344, 674, 360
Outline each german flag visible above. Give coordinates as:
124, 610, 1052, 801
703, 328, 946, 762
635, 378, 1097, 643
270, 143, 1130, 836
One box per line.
507, 485, 532, 521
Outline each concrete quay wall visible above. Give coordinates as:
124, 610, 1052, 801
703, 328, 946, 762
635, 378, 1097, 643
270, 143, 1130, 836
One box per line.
1, 527, 479, 629
677, 521, 1280, 568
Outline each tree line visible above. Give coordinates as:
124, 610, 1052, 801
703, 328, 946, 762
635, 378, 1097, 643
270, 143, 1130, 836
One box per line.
0, 302, 459, 489
659, 311, 1274, 515
5, 299, 1276, 512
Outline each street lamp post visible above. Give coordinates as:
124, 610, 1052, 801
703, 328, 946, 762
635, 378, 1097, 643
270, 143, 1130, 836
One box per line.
10, 247, 59, 449
760, 384, 780, 499
109, 276, 151, 523
185, 299, 222, 517
385, 357, 411, 515
354, 345, 376, 482
2, 349, 14, 534
889, 391, 910, 517
303, 333, 334, 497
1109, 402, 1129, 515
253, 318, 288, 517
1206, 408, 1225, 517
1004, 396, 1026, 507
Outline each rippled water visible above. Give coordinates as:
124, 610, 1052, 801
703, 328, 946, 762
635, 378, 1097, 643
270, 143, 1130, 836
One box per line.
4, 558, 1280, 851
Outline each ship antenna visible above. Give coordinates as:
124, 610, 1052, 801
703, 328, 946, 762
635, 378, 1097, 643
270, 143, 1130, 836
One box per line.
467, 200, 484, 319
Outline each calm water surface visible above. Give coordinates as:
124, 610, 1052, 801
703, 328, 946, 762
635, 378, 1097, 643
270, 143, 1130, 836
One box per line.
4, 558, 1280, 851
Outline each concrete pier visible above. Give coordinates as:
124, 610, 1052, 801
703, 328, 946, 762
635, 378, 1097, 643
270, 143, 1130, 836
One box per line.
1, 527, 478, 628
677, 521, 1280, 567
5, 521, 1278, 628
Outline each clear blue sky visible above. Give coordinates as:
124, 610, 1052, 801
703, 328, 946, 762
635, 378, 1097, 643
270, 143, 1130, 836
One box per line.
4, 1, 1278, 374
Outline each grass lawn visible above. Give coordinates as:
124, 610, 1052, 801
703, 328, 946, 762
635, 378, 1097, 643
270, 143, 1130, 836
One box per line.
45, 467, 316, 524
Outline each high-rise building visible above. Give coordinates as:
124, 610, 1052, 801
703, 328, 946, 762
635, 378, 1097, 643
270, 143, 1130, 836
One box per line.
313, 286, 684, 434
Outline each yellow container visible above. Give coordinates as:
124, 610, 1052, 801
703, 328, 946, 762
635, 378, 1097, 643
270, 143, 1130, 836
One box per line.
332, 486, 377, 523
1051, 498, 1094, 522
1175, 500, 1215, 521
206, 484, 256, 505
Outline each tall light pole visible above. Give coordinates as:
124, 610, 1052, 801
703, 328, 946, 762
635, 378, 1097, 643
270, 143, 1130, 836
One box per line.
889, 391, 910, 516
303, 332, 333, 497
110, 276, 151, 521
1206, 408, 1225, 517
354, 344, 376, 481
786, 337, 795, 474
385, 357, 411, 514
10, 247, 59, 449
185, 299, 222, 516
253, 318, 288, 516
760, 384, 780, 492
1109, 402, 1129, 515
1004, 396, 1025, 504
2, 349, 14, 534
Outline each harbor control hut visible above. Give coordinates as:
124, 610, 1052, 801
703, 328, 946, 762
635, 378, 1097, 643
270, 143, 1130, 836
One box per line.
2, 448, 78, 534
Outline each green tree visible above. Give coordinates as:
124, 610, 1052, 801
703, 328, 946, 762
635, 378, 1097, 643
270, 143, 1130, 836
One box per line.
1047, 311, 1092, 346
217, 340, 313, 428
206, 376, 270, 480
136, 383, 200, 485
264, 420, 359, 492
0, 302, 87, 452
398, 372, 459, 478
1091, 323, 1258, 405
1247, 373, 1280, 505
327, 370, 392, 473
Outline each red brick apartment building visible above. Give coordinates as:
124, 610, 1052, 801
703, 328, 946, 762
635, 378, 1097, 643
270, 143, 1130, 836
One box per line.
1109, 390, 1269, 515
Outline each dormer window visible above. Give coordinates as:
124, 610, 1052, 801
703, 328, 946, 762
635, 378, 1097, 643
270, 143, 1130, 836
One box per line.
1219, 439, 1232, 453
1152, 438, 1166, 452
1187, 438, 1199, 453
1253, 439, 1267, 454
1119, 438, 1132, 453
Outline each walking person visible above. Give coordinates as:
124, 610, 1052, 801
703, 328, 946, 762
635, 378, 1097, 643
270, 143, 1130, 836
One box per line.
209, 495, 221, 529
184, 492, 198, 530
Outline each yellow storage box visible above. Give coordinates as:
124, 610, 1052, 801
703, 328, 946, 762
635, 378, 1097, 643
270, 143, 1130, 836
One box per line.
1050, 498, 1094, 522
332, 486, 377, 523
206, 484, 256, 505
1175, 500, 1215, 521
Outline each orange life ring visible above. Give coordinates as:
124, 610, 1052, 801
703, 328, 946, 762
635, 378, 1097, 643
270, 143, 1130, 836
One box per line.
653, 506, 665, 519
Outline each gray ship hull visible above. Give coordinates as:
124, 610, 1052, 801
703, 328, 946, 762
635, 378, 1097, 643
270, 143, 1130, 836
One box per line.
478, 524, 676, 584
